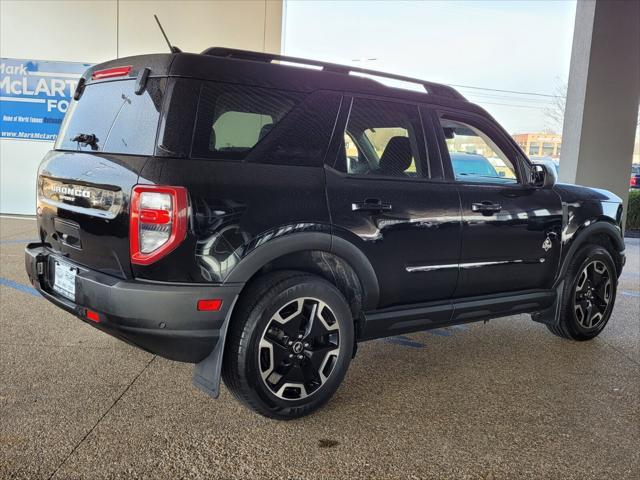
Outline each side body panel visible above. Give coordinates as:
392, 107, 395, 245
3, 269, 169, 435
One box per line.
455, 183, 563, 297
136, 159, 332, 283
327, 168, 461, 308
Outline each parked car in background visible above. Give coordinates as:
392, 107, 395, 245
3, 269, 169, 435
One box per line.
26, 48, 626, 419
450, 152, 512, 183
630, 164, 640, 189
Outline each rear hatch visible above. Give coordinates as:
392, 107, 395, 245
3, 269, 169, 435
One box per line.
37, 57, 171, 278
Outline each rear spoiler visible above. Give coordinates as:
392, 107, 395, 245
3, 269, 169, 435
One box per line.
74, 54, 175, 100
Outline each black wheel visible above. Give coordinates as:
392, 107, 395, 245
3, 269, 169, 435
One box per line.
548, 244, 617, 340
222, 271, 354, 419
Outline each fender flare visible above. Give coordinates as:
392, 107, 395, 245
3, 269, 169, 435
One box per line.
534, 221, 623, 327
225, 231, 380, 311
331, 235, 380, 311
555, 220, 624, 287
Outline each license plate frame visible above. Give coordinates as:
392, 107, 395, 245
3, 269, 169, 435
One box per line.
52, 260, 77, 302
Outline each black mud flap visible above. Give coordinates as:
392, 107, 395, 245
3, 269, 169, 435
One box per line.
531, 281, 564, 327
192, 296, 238, 398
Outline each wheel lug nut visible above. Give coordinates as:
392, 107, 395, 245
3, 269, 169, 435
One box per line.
287, 341, 293, 346
289, 353, 294, 358
297, 354, 304, 360
303, 342, 309, 348
298, 334, 303, 339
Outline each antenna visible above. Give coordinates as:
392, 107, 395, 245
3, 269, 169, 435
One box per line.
154, 15, 182, 53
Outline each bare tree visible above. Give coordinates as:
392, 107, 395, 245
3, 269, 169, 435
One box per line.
543, 81, 567, 134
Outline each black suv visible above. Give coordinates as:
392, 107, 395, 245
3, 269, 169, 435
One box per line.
25, 48, 626, 419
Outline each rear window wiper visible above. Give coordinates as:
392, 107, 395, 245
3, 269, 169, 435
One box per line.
71, 133, 99, 151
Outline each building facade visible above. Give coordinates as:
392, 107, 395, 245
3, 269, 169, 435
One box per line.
512, 132, 562, 159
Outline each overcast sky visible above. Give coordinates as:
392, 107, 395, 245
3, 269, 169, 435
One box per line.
283, 0, 577, 134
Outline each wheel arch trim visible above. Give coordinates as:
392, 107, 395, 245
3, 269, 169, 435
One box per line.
225, 231, 380, 311
556, 220, 624, 286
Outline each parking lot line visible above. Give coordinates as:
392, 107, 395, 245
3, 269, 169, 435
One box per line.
0, 277, 40, 297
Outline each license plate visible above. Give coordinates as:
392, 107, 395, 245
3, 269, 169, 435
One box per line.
53, 260, 77, 301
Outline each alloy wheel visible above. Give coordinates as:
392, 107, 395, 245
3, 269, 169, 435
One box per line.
573, 260, 612, 329
258, 297, 341, 400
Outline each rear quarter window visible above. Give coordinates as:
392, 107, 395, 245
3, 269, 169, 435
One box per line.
56, 78, 165, 155
192, 83, 305, 161
212, 111, 273, 151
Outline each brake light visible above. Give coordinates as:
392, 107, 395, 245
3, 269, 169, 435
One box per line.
86, 309, 100, 323
130, 185, 188, 265
92, 66, 132, 80
631, 176, 637, 187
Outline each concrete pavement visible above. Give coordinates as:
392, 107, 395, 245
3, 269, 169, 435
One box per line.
1, 216, 638, 479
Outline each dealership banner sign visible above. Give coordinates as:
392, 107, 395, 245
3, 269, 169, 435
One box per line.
0, 58, 91, 141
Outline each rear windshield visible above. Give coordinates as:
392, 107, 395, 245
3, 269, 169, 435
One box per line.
56, 78, 165, 155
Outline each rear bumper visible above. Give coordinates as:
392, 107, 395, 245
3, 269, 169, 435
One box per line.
25, 243, 242, 363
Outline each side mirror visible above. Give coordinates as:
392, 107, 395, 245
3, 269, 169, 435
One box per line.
532, 163, 557, 189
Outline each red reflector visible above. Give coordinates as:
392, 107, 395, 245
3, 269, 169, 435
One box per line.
86, 309, 100, 322
139, 208, 171, 224
92, 66, 132, 80
197, 299, 223, 311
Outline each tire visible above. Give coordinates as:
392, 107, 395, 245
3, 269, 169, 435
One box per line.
548, 244, 617, 340
221, 271, 355, 419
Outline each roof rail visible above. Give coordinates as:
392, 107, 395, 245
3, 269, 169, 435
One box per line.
201, 47, 466, 101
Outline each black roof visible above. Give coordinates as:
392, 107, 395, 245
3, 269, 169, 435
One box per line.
202, 47, 465, 100
84, 47, 489, 114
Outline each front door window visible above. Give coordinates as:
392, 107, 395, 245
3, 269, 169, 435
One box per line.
440, 118, 518, 184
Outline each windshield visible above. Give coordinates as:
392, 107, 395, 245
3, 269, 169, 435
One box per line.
56, 78, 165, 155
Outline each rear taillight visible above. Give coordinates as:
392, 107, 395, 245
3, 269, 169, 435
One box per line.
130, 185, 188, 265
631, 177, 637, 187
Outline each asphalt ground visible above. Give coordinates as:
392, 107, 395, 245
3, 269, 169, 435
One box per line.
1, 215, 638, 480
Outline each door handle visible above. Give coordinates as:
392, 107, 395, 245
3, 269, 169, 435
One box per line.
352, 199, 392, 212
471, 201, 502, 214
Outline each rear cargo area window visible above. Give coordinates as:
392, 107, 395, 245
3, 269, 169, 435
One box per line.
193, 83, 304, 160
56, 79, 164, 155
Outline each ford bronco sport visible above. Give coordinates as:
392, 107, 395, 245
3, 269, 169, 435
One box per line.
25, 48, 626, 419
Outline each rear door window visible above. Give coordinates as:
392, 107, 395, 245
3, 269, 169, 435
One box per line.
192, 83, 304, 160
338, 97, 427, 179
56, 78, 165, 155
